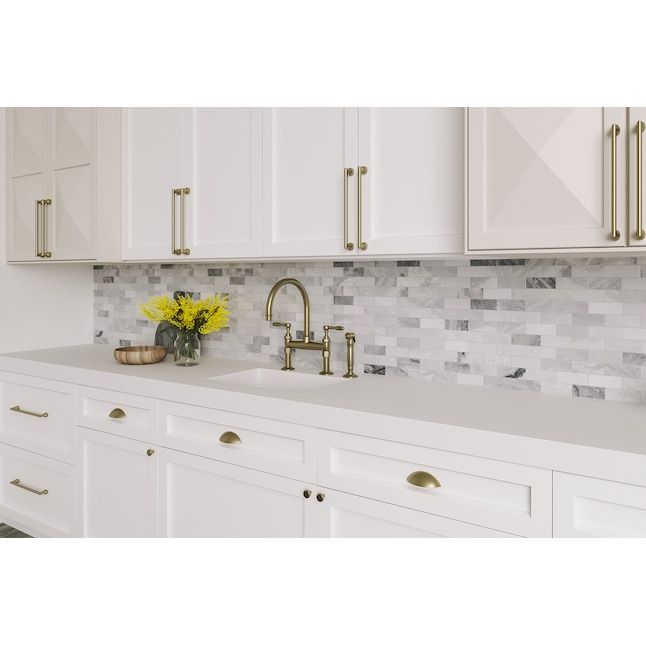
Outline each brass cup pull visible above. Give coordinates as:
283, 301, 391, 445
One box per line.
357, 165, 368, 251
108, 407, 126, 419
610, 124, 621, 241
219, 431, 241, 445
146, 448, 155, 457
316, 493, 325, 502
10, 478, 48, 496
303, 489, 312, 499
344, 167, 355, 251
637, 121, 645, 241
407, 470, 441, 489
10, 405, 48, 418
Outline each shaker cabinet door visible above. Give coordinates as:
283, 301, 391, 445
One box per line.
122, 107, 185, 260
262, 107, 358, 257
468, 107, 627, 251
357, 108, 464, 255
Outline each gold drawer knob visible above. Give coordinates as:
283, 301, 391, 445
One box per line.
146, 448, 155, 457
316, 493, 325, 502
109, 407, 126, 419
407, 471, 441, 489
303, 489, 312, 499
219, 431, 241, 445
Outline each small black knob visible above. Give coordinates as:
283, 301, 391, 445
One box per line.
303, 489, 312, 499
316, 493, 325, 502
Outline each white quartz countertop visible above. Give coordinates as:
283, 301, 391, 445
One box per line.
1, 344, 646, 460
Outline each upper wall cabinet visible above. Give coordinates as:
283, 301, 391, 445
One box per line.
262, 107, 464, 258
467, 107, 637, 252
122, 108, 262, 261
6, 108, 97, 261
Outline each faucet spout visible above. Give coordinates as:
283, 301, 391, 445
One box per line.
265, 278, 311, 342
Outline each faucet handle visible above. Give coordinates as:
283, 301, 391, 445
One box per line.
323, 324, 344, 332
272, 321, 292, 330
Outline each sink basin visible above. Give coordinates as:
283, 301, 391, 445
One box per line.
208, 368, 345, 391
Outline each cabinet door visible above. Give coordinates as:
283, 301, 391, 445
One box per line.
468, 107, 627, 251
184, 108, 262, 258
628, 107, 646, 246
357, 108, 464, 255
262, 107, 357, 257
316, 489, 515, 537
80, 428, 158, 537
48, 108, 97, 260
159, 448, 316, 537
6, 108, 48, 261
122, 108, 185, 260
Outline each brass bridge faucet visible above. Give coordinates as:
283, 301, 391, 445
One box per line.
265, 277, 356, 377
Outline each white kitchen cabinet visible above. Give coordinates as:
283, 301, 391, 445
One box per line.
262, 107, 463, 258
357, 108, 463, 255
468, 107, 627, 251
122, 107, 262, 261
159, 448, 316, 537
79, 428, 158, 537
316, 489, 515, 537
6, 107, 98, 261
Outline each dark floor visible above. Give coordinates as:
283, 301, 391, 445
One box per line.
0, 523, 31, 538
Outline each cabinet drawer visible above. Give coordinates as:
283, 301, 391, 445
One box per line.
318, 430, 552, 536
77, 387, 156, 443
554, 472, 646, 537
0, 374, 75, 463
159, 401, 316, 481
0, 442, 78, 537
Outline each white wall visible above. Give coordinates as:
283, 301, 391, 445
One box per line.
1, 108, 93, 353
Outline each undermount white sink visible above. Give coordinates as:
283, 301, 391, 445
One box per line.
208, 368, 345, 391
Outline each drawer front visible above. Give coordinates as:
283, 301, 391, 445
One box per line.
159, 401, 316, 481
0, 374, 75, 463
318, 430, 552, 536
77, 387, 157, 443
554, 472, 646, 537
0, 442, 78, 537
317, 489, 517, 538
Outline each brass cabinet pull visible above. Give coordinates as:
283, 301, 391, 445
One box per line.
303, 489, 312, 499
146, 448, 155, 457
406, 470, 441, 489
180, 187, 191, 255
316, 492, 325, 502
610, 124, 621, 241
357, 166, 368, 251
219, 431, 241, 445
343, 167, 355, 250
108, 407, 126, 419
10, 478, 48, 496
34, 199, 42, 257
171, 188, 181, 255
42, 199, 52, 257
10, 405, 48, 418
637, 121, 645, 241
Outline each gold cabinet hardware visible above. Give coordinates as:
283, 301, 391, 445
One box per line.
41, 199, 52, 257
34, 199, 52, 258
343, 332, 358, 378
180, 187, 191, 255
9, 405, 48, 418
637, 121, 645, 241
343, 167, 355, 251
273, 321, 295, 371
357, 166, 368, 251
316, 492, 325, 502
171, 188, 182, 255
320, 324, 344, 376
10, 478, 48, 496
34, 199, 42, 258
303, 489, 312, 499
146, 448, 155, 457
610, 124, 621, 241
219, 431, 241, 445
108, 407, 126, 419
406, 470, 441, 489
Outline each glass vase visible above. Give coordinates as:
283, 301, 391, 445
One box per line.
174, 330, 201, 366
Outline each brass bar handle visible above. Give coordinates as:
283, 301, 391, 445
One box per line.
180, 187, 191, 255
344, 167, 355, 250
610, 124, 621, 241
637, 121, 645, 241
10, 405, 48, 418
406, 470, 441, 489
108, 407, 126, 419
41, 199, 52, 258
10, 478, 48, 496
171, 188, 181, 255
357, 166, 368, 250
219, 431, 241, 445
35, 199, 42, 257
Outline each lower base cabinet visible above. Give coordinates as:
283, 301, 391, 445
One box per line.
159, 448, 316, 537
80, 428, 158, 537
316, 489, 516, 537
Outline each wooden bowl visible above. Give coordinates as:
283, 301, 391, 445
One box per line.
113, 345, 167, 365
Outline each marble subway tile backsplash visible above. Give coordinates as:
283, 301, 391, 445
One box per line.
94, 257, 646, 404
